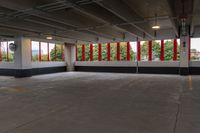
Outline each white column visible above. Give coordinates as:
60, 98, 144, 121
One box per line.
14, 37, 32, 77
64, 43, 76, 71
180, 35, 189, 75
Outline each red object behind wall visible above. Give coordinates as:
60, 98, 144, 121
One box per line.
0, 43, 2, 61
6, 42, 9, 62
127, 42, 130, 61
137, 40, 141, 61
39, 42, 42, 61
117, 42, 120, 61
189, 37, 191, 61
160, 40, 164, 61
61, 45, 64, 61
47, 43, 50, 61
98, 43, 102, 61
173, 39, 177, 61
148, 40, 152, 61
76, 45, 78, 61
54, 44, 57, 61
107, 43, 110, 61
90, 44, 93, 61
82, 44, 85, 61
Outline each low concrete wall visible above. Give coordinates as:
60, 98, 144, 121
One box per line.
75, 61, 180, 74
75, 61, 180, 67
190, 61, 200, 67
0, 62, 15, 69
75, 61, 137, 67
32, 62, 66, 68
0, 61, 67, 77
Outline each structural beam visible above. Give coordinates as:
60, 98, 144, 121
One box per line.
65, 0, 144, 39
94, 0, 154, 39
0, 2, 123, 41
165, 0, 179, 37
190, 0, 200, 36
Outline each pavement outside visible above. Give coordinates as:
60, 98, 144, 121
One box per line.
0, 72, 199, 133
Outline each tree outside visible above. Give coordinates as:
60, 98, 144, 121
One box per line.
32, 44, 64, 62
50, 44, 64, 61
76, 41, 180, 61
0, 52, 14, 62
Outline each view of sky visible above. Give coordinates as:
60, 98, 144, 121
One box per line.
32, 41, 55, 54
191, 38, 200, 51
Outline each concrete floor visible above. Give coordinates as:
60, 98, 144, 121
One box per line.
0, 72, 199, 133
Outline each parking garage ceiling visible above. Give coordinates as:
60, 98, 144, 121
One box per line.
0, 0, 199, 43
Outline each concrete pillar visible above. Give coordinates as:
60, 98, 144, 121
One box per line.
14, 37, 32, 77
179, 36, 189, 75
64, 43, 76, 71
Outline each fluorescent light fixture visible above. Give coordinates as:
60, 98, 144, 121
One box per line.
152, 25, 160, 30
46, 36, 53, 40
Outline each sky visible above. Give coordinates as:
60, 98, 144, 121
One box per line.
32, 41, 55, 54
191, 38, 200, 51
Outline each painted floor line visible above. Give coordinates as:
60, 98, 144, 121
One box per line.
188, 75, 193, 90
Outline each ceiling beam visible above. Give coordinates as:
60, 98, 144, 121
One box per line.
0, 2, 123, 41
93, 0, 154, 39
165, 0, 179, 37
190, 0, 199, 36
0, 21, 110, 43
65, 0, 144, 39
24, 18, 120, 41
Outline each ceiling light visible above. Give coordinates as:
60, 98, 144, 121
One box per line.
46, 36, 53, 40
152, 14, 160, 30
152, 25, 160, 29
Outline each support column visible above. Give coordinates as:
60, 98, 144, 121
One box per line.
47, 43, 50, 61
137, 40, 141, 61
76, 45, 78, 61
173, 39, 177, 61
180, 36, 189, 75
6, 42, 9, 62
64, 43, 76, 71
90, 44, 93, 61
82, 44, 85, 61
148, 40, 152, 61
160, 40, 164, 61
107, 43, 110, 61
98, 43, 102, 61
127, 42, 130, 61
54, 44, 57, 61
14, 37, 32, 77
0, 43, 2, 62
117, 42, 120, 61
188, 37, 191, 61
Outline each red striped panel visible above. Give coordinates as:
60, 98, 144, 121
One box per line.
173, 39, 177, 61
107, 43, 110, 61
137, 40, 141, 61
117, 42, 120, 61
148, 40, 152, 61
98, 43, 102, 61
127, 42, 130, 61
82, 44, 85, 61
90, 44, 93, 61
160, 40, 164, 61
